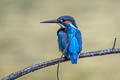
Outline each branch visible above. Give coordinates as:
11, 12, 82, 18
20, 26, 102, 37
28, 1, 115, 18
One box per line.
2, 48, 120, 80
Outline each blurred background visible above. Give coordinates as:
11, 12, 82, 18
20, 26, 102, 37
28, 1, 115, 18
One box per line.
0, 0, 120, 80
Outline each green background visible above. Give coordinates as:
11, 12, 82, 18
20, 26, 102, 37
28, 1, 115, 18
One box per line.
0, 0, 120, 80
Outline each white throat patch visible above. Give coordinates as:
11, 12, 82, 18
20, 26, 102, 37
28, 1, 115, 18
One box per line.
58, 23, 66, 28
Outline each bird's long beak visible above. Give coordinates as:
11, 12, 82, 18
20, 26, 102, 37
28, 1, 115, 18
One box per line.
40, 19, 58, 23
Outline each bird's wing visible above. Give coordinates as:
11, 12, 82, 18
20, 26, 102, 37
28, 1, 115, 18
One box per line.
57, 29, 69, 54
75, 30, 82, 52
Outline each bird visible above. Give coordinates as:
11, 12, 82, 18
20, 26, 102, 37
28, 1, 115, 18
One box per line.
40, 16, 82, 64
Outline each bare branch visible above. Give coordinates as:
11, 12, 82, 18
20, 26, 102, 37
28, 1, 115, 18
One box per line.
1, 48, 120, 80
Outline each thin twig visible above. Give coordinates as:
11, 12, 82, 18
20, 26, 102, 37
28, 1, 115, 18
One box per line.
112, 38, 117, 49
57, 62, 60, 80
57, 55, 63, 80
2, 48, 120, 80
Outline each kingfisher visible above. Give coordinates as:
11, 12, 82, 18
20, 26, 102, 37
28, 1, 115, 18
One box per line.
40, 16, 82, 64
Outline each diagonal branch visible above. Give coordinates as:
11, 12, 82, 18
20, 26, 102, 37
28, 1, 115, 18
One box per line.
1, 48, 120, 80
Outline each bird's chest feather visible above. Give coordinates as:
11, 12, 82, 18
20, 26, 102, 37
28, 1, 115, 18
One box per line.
65, 27, 80, 52
57, 27, 80, 53
66, 27, 77, 38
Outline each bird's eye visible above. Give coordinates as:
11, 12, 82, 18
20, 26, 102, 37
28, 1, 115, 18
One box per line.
58, 19, 65, 23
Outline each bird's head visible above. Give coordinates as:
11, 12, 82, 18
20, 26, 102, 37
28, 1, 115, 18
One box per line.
40, 16, 78, 28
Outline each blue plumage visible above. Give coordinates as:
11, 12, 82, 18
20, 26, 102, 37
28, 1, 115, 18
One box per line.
57, 22, 82, 64
41, 16, 82, 64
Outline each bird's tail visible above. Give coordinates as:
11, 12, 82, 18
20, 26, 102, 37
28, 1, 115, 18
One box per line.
70, 54, 78, 64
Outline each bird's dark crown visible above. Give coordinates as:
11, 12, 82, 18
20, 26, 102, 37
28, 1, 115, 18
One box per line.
57, 16, 74, 22
57, 16, 77, 28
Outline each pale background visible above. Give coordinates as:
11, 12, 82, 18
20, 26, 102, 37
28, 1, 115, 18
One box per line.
0, 0, 120, 80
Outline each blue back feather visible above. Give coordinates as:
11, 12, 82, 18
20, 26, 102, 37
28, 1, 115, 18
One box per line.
57, 23, 82, 64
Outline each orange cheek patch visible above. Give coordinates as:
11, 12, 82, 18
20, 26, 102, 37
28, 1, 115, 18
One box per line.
65, 20, 72, 24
